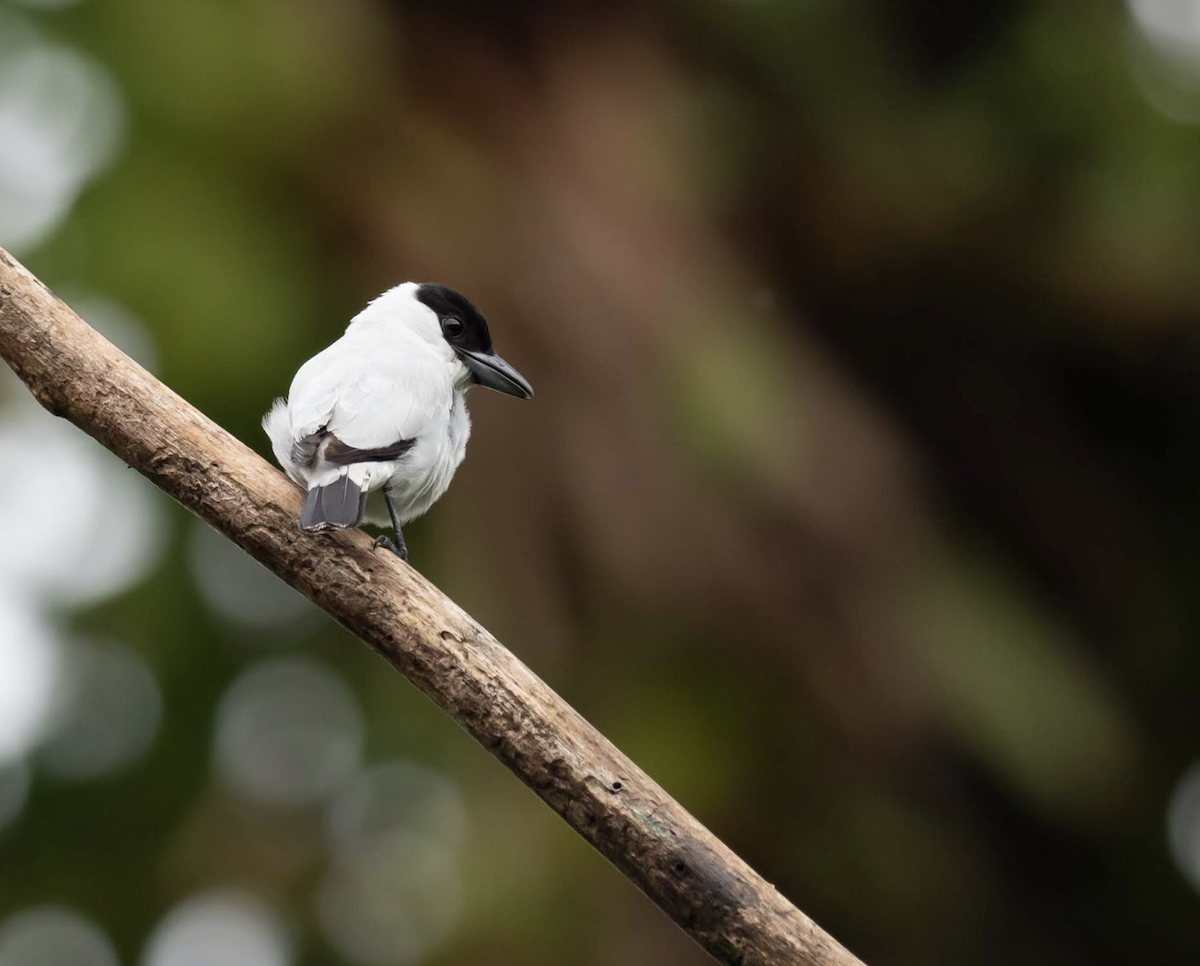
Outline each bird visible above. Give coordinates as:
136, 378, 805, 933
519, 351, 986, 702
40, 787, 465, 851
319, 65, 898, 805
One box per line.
263, 281, 532, 561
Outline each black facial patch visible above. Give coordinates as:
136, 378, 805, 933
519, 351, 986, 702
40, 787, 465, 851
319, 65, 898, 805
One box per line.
416, 283, 493, 355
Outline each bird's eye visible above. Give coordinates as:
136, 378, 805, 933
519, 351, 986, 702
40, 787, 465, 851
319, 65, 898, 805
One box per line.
443, 317, 464, 338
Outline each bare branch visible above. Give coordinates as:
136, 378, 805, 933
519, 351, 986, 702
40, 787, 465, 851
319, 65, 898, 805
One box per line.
0, 247, 865, 966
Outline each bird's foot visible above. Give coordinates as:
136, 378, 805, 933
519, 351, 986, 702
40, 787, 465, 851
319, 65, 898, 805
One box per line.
371, 534, 408, 561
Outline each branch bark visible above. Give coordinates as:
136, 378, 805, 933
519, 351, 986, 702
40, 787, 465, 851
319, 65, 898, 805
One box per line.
0, 247, 864, 966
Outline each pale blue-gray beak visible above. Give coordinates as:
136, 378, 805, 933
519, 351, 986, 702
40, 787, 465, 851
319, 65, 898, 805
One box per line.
459, 349, 533, 399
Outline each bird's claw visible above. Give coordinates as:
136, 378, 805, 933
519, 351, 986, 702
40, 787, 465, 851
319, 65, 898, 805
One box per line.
371, 534, 408, 561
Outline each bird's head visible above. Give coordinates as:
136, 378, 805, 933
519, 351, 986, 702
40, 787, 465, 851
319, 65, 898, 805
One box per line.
358, 282, 533, 399
414, 283, 533, 399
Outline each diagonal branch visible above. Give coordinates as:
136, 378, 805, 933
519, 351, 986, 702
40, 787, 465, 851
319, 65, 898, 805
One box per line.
0, 247, 864, 966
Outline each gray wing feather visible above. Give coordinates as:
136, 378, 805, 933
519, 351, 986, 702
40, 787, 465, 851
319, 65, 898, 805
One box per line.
290, 431, 414, 468
324, 436, 415, 465
291, 432, 322, 466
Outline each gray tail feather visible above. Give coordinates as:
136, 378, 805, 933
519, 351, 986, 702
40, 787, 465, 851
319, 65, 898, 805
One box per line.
301, 476, 368, 531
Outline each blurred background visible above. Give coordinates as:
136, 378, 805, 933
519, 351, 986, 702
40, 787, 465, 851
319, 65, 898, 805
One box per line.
2, 0, 1200, 964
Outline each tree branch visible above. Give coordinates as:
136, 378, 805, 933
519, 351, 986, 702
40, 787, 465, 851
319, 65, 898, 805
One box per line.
0, 247, 864, 966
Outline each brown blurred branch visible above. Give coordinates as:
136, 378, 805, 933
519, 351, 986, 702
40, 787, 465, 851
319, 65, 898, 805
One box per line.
0, 247, 864, 966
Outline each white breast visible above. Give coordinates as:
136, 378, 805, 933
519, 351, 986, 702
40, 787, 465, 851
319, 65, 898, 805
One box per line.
381, 390, 472, 524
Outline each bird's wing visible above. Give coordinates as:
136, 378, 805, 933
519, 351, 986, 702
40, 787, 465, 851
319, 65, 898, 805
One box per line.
286, 340, 449, 459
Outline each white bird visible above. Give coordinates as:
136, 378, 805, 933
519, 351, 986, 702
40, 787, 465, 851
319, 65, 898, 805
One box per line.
263, 282, 532, 561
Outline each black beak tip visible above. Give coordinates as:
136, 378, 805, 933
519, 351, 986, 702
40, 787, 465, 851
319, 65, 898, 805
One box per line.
502, 378, 533, 400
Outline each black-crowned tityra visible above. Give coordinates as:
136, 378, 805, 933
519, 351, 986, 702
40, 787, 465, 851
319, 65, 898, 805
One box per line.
263, 282, 532, 561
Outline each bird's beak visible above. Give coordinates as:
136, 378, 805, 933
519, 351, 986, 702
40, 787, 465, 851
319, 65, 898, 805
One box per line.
458, 349, 534, 399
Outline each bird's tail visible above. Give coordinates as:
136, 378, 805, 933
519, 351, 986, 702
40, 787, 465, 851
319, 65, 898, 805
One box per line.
301, 474, 368, 531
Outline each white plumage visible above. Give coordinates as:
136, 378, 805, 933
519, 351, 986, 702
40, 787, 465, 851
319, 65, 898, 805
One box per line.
263, 281, 532, 560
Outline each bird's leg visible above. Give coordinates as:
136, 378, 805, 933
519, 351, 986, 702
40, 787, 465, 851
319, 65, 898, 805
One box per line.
385, 491, 409, 561
371, 489, 408, 561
